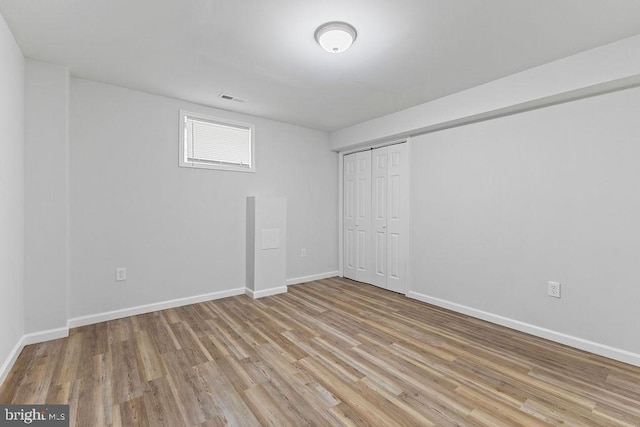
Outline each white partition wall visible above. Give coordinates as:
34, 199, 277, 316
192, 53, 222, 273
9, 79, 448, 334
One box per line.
246, 196, 287, 298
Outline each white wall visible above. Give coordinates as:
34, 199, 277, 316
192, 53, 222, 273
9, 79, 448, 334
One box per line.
331, 34, 640, 151
246, 196, 287, 297
0, 14, 24, 379
24, 60, 69, 334
410, 86, 640, 357
69, 79, 337, 319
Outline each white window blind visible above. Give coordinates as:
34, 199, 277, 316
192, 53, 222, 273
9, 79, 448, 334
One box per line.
180, 111, 255, 172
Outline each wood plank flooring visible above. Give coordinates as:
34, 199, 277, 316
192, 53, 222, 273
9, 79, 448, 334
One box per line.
1, 277, 640, 426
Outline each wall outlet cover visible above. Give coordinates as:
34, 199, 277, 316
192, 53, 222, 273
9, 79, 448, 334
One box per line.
548, 281, 561, 298
116, 267, 127, 281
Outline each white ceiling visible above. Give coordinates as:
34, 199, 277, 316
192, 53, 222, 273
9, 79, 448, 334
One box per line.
2, 1, 640, 131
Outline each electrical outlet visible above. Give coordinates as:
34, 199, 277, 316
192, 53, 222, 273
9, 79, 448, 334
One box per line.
548, 281, 561, 298
301, 248, 307, 257
116, 267, 127, 281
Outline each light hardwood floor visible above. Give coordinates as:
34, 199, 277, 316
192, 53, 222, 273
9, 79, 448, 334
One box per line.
1, 277, 639, 426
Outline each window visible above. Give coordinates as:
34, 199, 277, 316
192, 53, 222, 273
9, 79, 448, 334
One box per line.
179, 110, 255, 172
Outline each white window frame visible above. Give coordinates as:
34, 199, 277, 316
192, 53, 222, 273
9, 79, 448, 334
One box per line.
179, 110, 256, 173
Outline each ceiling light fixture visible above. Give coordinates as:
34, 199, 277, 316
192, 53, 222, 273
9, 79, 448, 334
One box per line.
314, 21, 357, 54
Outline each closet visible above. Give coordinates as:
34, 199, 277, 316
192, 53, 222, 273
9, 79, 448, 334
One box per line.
343, 143, 408, 293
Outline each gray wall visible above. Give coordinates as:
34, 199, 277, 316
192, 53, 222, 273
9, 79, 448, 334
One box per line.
0, 14, 24, 376
410, 86, 640, 354
24, 60, 69, 333
69, 79, 338, 318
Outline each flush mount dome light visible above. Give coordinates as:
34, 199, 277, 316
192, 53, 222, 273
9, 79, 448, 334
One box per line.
314, 21, 357, 53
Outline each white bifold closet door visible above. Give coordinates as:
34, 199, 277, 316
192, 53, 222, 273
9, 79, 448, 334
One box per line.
344, 143, 408, 293
343, 151, 372, 283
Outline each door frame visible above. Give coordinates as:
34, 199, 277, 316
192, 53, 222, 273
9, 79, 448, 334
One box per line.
338, 138, 412, 296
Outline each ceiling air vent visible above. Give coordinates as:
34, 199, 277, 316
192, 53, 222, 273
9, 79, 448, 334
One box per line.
218, 93, 247, 103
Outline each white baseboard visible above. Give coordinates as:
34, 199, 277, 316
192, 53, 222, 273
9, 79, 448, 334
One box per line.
246, 286, 287, 299
1, 327, 70, 387
23, 326, 69, 346
407, 291, 640, 368
0, 336, 25, 387
1, 288, 247, 387
68, 287, 246, 328
286, 271, 338, 286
